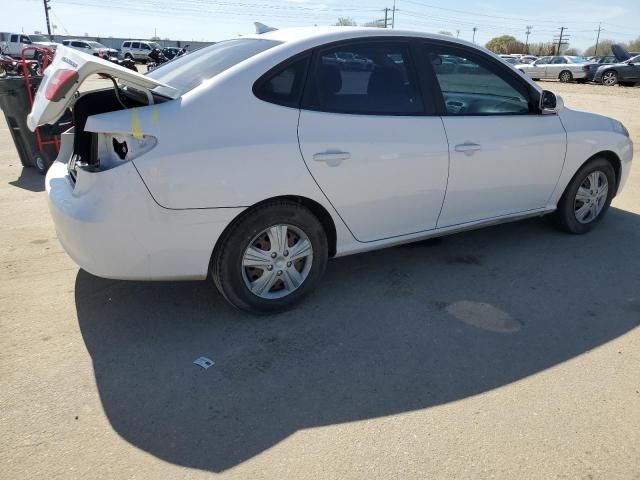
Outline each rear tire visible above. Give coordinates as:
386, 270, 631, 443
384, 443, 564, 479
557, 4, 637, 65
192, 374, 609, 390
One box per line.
559, 70, 573, 83
551, 157, 616, 234
211, 200, 328, 315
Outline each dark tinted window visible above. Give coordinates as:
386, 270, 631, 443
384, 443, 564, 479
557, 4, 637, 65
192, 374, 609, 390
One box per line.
10, 34, 19, 42
132, 42, 140, 49
147, 39, 281, 95
142, 43, 151, 50
428, 46, 530, 115
304, 42, 423, 115
123, 42, 130, 48
71, 41, 84, 48
254, 56, 309, 107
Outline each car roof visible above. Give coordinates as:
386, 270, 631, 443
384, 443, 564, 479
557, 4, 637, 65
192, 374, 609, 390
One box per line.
244, 26, 481, 51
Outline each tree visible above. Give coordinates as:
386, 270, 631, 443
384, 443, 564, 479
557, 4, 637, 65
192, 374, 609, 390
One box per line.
563, 48, 581, 56
363, 20, 385, 28
485, 35, 525, 54
626, 36, 640, 51
438, 30, 453, 36
335, 17, 357, 26
583, 38, 616, 57
527, 41, 555, 56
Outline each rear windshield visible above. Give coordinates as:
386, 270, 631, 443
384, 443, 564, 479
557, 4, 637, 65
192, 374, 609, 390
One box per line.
146, 38, 281, 95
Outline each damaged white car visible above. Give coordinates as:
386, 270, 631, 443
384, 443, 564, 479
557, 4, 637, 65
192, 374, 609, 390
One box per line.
30, 28, 633, 314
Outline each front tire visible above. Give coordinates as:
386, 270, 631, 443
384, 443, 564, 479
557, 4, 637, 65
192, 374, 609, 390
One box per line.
211, 200, 328, 315
551, 157, 616, 234
601, 70, 618, 86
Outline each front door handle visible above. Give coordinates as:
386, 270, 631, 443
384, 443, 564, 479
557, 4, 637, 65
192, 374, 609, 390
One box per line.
313, 151, 351, 165
454, 142, 481, 155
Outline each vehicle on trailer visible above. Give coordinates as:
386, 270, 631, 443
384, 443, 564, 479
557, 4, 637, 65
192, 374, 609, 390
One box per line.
120, 40, 162, 62
29, 29, 633, 314
517, 55, 589, 82
0, 32, 58, 58
61, 39, 118, 57
594, 54, 640, 86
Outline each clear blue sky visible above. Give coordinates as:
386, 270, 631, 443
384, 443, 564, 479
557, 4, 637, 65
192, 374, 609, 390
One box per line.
4, 0, 638, 51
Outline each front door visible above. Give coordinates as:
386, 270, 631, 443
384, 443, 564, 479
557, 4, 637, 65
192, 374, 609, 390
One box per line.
424, 43, 566, 227
298, 40, 450, 242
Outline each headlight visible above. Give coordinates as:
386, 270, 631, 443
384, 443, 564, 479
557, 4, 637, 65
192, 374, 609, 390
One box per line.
612, 120, 630, 138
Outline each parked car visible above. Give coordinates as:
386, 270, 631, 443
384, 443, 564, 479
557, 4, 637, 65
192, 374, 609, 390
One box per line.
0, 32, 58, 58
28, 31, 633, 314
581, 55, 617, 82
518, 55, 538, 64
162, 47, 182, 60
121, 40, 162, 62
61, 39, 118, 57
517, 55, 589, 82
594, 54, 640, 86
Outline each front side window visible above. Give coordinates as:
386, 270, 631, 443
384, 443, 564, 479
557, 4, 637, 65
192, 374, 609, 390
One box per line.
535, 57, 551, 65
303, 42, 423, 115
123, 42, 130, 48
142, 43, 151, 50
427, 46, 531, 115
551, 57, 567, 64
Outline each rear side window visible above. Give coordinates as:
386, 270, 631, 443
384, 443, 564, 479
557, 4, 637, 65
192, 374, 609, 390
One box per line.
426, 45, 531, 115
132, 42, 140, 49
147, 39, 281, 95
254, 56, 309, 107
303, 42, 424, 115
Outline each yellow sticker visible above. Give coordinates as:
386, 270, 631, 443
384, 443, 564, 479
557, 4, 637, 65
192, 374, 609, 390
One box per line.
131, 108, 143, 140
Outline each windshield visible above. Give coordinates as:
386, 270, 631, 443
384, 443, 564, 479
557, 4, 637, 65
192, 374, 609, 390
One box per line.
87, 41, 105, 48
30, 34, 49, 42
626, 55, 640, 64
146, 39, 281, 95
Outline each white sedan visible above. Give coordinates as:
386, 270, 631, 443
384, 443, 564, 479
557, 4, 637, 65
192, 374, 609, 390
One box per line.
516, 55, 589, 82
29, 28, 633, 314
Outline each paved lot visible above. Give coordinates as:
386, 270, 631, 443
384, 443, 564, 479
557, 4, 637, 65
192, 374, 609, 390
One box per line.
1, 80, 639, 479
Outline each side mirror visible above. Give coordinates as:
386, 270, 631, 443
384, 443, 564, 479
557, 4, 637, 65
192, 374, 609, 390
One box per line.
540, 90, 564, 113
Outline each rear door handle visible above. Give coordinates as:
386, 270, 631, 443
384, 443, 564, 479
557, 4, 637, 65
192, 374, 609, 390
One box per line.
313, 152, 351, 165
454, 143, 482, 155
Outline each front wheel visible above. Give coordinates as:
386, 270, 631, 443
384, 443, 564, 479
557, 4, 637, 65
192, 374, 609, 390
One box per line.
559, 70, 573, 83
551, 157, 615, 234
211, 200, 328, 314
601, 70, 618, 86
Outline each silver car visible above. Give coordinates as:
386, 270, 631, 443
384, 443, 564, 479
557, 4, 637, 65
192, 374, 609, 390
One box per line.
517, 56, 588, 82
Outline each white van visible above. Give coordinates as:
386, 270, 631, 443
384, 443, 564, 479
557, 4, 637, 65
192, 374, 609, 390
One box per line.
120, 40, 161, 62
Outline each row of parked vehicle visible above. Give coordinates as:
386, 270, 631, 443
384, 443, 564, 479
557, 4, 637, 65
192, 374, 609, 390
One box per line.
0, 33, 190, 64
498, 45, 640, 87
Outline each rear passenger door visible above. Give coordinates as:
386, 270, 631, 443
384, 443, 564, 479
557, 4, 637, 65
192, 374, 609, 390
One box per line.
298, 39, 450, 242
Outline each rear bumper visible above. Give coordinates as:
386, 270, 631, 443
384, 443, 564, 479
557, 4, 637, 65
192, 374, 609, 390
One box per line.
46, 160, 244, 280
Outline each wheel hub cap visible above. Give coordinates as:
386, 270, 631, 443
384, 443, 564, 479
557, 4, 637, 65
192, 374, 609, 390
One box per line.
242, 224, 313, 300
574, 171, 608, 224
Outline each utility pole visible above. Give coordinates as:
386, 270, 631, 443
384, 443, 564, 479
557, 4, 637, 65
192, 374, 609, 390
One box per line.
43, 0, 52, 37
383, 8, 390, 28
594, 23, 602, 56
525, 26, 532, 53
472, 27, 477, 44
456, 29, 460, 38
391, 0, 397, 29
554, 26, 570, 55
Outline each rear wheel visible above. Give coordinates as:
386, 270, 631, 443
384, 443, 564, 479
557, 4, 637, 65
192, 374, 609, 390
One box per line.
559, 70, 573, 83
601, 70, 618, 86
124, 53, 133, 60
211, 200, 328, 314
551, 157, 615, 234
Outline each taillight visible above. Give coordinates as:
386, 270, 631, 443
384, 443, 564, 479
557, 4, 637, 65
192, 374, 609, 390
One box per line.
44, 68, 79, 101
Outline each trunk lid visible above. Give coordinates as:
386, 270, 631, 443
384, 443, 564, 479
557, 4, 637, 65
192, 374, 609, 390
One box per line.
27, 45, 179, 131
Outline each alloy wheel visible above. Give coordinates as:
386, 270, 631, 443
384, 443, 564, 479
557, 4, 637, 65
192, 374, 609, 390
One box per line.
241, 224, 313, 299
574, 171, 608, 224
602, 71, 617, 86
559, 71, 572, 83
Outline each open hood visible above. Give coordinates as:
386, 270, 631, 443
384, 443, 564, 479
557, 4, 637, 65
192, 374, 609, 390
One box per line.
611, 44, 633, 62
27, 45, 179, 131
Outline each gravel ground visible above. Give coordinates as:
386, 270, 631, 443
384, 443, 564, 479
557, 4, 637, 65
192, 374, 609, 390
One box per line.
0, 79, 639, 480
